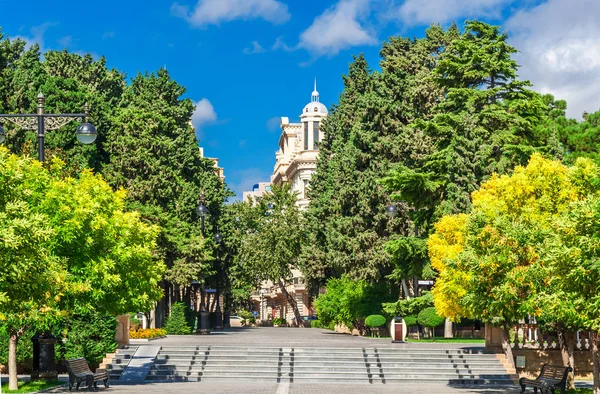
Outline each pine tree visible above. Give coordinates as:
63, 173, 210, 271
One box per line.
164, 303, 192, 335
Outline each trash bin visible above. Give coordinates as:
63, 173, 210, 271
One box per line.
31, 332, 58, 380
391, 316, 407, 343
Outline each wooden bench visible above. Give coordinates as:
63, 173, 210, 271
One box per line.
64, 358, 109, 391
519, 364, 572, 394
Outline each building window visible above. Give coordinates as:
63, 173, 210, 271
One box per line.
265, 186, 271, 192
303, 122, 309, 150
313, 121, 320, 150
314, 107, 318, 112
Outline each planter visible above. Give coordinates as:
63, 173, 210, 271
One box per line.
129, 336, 166, 344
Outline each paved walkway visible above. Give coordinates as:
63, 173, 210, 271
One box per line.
42, 381, 596, 394
146, 327, 484, 349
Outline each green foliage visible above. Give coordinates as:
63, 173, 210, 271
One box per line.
403, 315, 418, 327
314, 276, 395, 329
0, 34, 231, 316
55, 312, 118, 368
164, 303, 192, 335
365, 315, 386, 328
327, 321, 336, 331
311, 320, 323, 328
0, 380, 62, 393
235, 184, 306, 322
428, 155, 600, 332
417, 307, 445, 328
382, 291, 434, 318
272, 318, 286, 326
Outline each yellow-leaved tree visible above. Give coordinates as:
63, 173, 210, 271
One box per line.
0, 148, 164, 390
428, 154, 600, 380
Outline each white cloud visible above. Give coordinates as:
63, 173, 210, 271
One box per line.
192, 98, 217, 135
102, 31, 116, 40
266, 116, 281, 132
227, 167, 272, 202
272, 36, 295, 52
505, 0, 600, 118
171, 0, 290, 27
14, 22, 57, 55
298, 0, 378, 56
243, 41, 266, 55
394, 0, 511, 26
57, 35, 72, 48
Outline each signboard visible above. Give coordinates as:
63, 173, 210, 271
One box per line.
252, 311, 258, 317
205, 288, 217, 293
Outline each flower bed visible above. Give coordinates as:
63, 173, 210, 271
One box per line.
129, 328, 166, 339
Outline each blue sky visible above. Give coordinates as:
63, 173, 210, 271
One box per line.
1, 0, 598, 199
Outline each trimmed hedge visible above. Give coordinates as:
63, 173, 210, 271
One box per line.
417, 307, 445, 328
365, 315, 386, 328
403, 314, 417, 326
311, 320, 323, 328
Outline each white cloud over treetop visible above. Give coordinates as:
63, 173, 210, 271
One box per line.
171, 0, 290, 27
506, 0, 600, 118
192, 98, 217, 132
394, 0, 511, 25
298, 0, 377, 56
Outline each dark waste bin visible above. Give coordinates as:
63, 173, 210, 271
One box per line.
31, 332, 58, 380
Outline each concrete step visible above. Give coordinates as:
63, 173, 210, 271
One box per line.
201, 371, 286, 378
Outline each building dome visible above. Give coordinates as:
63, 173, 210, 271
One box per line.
302, 78, 328, 115
303, 101, 328, 114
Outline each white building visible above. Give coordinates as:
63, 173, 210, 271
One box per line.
271, 80, 328, 209
242, 182, 271, 204
245, 80, 328, 324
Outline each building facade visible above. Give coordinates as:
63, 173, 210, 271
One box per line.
246, 81, 328, 324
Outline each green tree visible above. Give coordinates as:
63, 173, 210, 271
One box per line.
0, 148, 163, 389
164, 303, 192, 335
237, 184, 306, 323
428, 154, 600, 374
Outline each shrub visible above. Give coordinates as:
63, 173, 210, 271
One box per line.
164, 303, 192, 335
365, 315, 386, 328
314, 276, 395, 329
272, 318, 286, 326
382, 291, 434, 318
327, 321, 336, 331
55, 312, 119, 368
417, 307, 445, 328
403, 315, 418, 326
311, 320, 322, 328
129, 328, 166, 339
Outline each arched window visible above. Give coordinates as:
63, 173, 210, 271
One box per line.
305, 108, 308, 112
314, 107, 318, 112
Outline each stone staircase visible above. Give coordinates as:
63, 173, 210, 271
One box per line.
104, 345, 139, 381
105, 345, 516, 384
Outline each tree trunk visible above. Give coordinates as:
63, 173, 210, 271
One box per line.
501, 324, 516, 370
8, 333, 18, 391
593, 332, 600, 394
278, 280, 302, 327
401, 280, 411, 300
558, 329, 576, 389
444, 318, 454, 338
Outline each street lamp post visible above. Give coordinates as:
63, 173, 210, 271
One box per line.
196, 202, 211, 335
0, 92, 97, 161
214, 231, 223, 330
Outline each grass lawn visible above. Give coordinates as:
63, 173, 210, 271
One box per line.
406, 337, 485, 343
567, 390, 592, 394
1, 380, 63, 393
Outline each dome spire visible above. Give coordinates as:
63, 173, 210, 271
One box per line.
311, 77, 319, 103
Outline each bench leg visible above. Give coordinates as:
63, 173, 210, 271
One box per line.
104, 378, 109, 388
86, 375, 94, 391
533, 387, 538, 394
